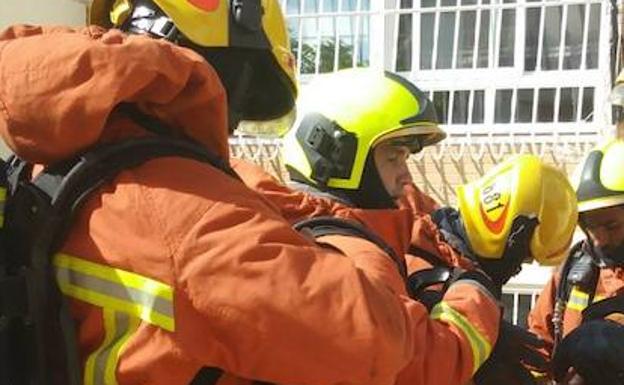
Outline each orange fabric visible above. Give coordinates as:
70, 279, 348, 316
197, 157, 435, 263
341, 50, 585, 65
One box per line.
233, 160, 501, 385
528, 266, 624, 368
0, 25, 416, 385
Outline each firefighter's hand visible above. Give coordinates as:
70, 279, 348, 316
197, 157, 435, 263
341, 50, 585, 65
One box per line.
477, 216, 539, 287
553, 320, 624, 385
474, 320, 547, 385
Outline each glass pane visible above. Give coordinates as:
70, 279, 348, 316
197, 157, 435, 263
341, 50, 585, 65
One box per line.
537, 88, 556, 122
441, 0, 457, 5
457, 11, 476, 68
299, 19, 319, 74
498, 9, 515, 67
421, 0, 437, 7
582, 87, 594, 121
477, 10, 490, 68
396, 8, 413, 71
338, 16, 355, 69
495, 89, 513, 123
541, 6, 562, 70
472, 90, 485, 123
524, 7, 541, 71
305, 0, 320, 13
400, 0, 413, 8
319, 21, 336, 73
515, 89, 534, 123
420, 13, 435, 69
433, 91, 450, 124
361, 0, 371, 11
323, 0, 338, 12
559, 87, 579, 122
563, 4, 585, 69
436, 12, 456, 69
453, 91, 470, 124
586, 3, 601, 69
358, 14, 370, 66
517, 295, 532, 328
461, 0, 477, 4
342, 0, 357, 11
286, 0, 301, 14
502, 294, 514, 323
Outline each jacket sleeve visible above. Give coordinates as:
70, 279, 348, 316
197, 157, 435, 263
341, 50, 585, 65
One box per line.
528, 272, 560, 362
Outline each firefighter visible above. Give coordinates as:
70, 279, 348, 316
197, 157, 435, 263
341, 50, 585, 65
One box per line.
0, 1, 503, 384
529, 138, 624, 385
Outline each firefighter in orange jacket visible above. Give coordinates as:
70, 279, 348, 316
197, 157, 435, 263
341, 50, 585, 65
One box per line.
273, 70, 577, 385
528, 138, 624, 385
0, 1, 509, 385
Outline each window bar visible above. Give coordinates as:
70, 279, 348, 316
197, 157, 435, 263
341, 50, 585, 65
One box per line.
535, 3, 546, 71
448, 88, 456, 124
553, 87, 562, 123
580, 1, 590, 70
471, 0, 482, 69
531, 292, 538, 308
410, 1, 421, 72
431, 0, 442, 69
513, 292, 519, 325
487, 2, 496, 69
333, 0, 342, 71
390, 0, 403, 72
532, 87, 540, 123
467, 89, 475, 123
314, 0, 325, 74
352, 0, 363, 67
296, 0, 305, 75
514, 0, 526, 73
494, 4, 502, 67
510, 87, 518, 123
557, 4, 569, 71
451, 6, 461, 69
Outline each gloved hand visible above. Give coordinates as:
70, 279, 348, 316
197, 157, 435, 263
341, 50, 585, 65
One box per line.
476, 216, 539, 288
553, 319, 624, 385
474, 320, 547, 385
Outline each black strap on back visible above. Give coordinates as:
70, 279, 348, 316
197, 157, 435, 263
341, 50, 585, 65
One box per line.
2, 136, 237, 385
293, 216, 408, 281
583, 295, 624, 322
553, 241, 600, 351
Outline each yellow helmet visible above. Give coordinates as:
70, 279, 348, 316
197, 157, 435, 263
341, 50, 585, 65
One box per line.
87, 0, 297, 126
282, 68, 445, 189
572, 139, 624, 213
457, 154, 578, 266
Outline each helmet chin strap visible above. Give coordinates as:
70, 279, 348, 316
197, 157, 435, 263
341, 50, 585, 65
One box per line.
119, 0, 181, 42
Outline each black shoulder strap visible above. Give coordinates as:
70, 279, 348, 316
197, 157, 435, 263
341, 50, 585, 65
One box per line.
293, 216, 408, 281
553, 241, 600, 350
3, 136, 236, 385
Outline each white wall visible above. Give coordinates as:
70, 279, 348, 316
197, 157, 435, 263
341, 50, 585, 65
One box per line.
0, 0, 85, 30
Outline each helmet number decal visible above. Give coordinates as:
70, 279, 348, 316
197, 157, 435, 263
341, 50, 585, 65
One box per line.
480, 182, 510, 234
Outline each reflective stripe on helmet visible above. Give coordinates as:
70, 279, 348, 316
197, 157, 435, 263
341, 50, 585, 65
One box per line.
54, 253, 175, 331
431, 301, 492, 374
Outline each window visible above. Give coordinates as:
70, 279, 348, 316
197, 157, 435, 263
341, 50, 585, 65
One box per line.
502, 292, 536, 327
430, 90, 485, 124
396, 0, 515, 71
286, 0, 371, 75
524, 2, 602, 71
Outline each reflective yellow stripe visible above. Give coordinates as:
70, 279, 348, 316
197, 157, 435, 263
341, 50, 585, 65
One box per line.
431, 301, 492, 374
0, 186, 6, 228
54, 253, 175, 331
594, 294, 606, 303
567, 286, 589, 312
84, 309, 140, 385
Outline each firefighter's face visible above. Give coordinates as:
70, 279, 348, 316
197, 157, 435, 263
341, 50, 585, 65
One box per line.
373, 141, 413, 199
581, 206, 624, 255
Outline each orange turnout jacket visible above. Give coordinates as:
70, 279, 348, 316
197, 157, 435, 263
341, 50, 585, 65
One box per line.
528, 266, 624, 366
234, 161, 501, 385
0, 25, 499, 385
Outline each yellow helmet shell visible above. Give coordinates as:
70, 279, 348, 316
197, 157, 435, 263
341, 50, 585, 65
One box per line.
282, 68, 445, 189
457, 154, 578, 266
573, 139, 624, 213
88, 0, 297, 123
